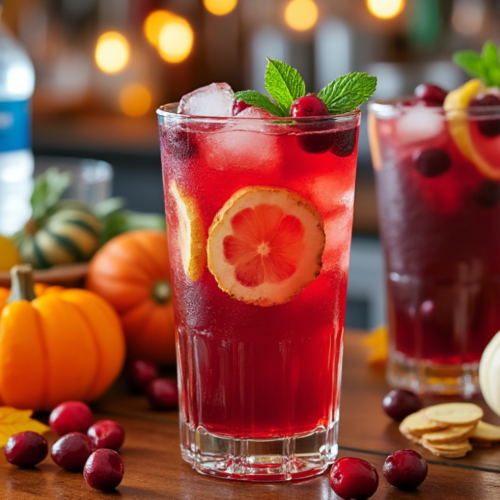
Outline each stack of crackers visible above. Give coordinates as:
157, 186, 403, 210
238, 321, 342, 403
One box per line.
399, 402, 500, 458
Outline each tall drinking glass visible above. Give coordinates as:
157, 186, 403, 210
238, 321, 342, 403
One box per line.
157, 104, 361, 481
368, 101, 500, 398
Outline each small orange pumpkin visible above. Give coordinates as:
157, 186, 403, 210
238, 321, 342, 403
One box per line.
86, 229, 175, 364
0, 265, 125, 411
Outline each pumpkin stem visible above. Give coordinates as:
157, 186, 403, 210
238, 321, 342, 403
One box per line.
23, 219, 38, 236
7, 265, 37, 303
152, 279, 172, 305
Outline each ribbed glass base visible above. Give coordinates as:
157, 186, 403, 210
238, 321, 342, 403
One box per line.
388, 350, 480, 398
179, 419, 338, 481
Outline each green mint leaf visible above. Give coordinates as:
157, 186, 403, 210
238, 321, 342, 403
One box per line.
454, 50, 488, 83
265, 58, 306, 114
317, 72, 377, 114
483, 42, 500, 87
233, 90, 285, 117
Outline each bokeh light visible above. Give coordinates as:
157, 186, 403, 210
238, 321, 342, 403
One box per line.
95, 32, 130, 74
144, 10, 175, 47
158, 17, 194, 63
203, 0, 238, 16
119, 84, 152, 117
285, 0, 318, 31
366, 0, 405, 19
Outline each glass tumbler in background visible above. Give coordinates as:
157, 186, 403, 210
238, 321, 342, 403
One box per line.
368, 101, 500, 398
158, 104, 361, 480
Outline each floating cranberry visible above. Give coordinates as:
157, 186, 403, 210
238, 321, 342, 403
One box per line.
87, 420, 125, 451
413, 148, 451, 177
470, 94, 500, 137
126, 359, 159, 394
330, 457, 379, 500
84, 449, 124, 491
291, 95, 329, 118
383, 449, 428, 491
163, 127, 197, 161
331, 128, 357, 157
383, 389, 423, 422
146, 378, 178, 410
233, 100, 252, 116
473, 180, 500, 208
413, 83, 447, 106
4, 432, 48, 468
51, 432, 93, 472
49, 401, 93, 436
298, 132, 336, 154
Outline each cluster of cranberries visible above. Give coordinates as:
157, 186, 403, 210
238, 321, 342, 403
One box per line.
126, 359, 178, 410
4, 401, 125, 491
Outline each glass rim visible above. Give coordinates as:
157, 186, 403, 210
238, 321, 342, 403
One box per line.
368, 97, 500, 117
157, 102, 361, 123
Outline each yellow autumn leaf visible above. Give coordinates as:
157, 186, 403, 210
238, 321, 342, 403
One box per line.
0, 407, 51, 447
364, 325, 388, 369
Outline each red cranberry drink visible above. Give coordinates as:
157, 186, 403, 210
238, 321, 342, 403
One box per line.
158, 59, 376, 480
369, 42, 500, 397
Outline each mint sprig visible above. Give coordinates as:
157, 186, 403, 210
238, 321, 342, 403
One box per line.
232, 90, 285, 117
318, 72, 377, 114
454, 41, 500, 88
265, 58, 306, 114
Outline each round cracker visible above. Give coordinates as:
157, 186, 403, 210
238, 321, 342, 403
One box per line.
471, 421, 500, 442
400, 410, 448, 438
421, 424, 476, 444
424, 403, 483, 426
422, 439, 473, 458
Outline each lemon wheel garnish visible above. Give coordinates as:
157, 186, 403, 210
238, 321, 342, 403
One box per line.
169, 180, 206, 282
444, 78, 500, 180
207, 186, 326, 307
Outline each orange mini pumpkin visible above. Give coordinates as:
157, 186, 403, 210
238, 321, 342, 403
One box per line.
86, 229, 175, 364
0, 265, 125, 412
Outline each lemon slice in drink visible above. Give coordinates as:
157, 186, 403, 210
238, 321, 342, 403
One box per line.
207, 186, 325, 307
444, 79, 500, 180
169, 180, 206, 281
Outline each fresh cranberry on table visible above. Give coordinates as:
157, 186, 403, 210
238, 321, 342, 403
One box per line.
290, 95, 329, 118
84, 449, 124, 491
413, 83, 448, 106
126, 359, 159, 394
331, 128, 358, 157
49, 401, 93, 436
233, 100, 252, 115
330, 457, 379, 499
413, 148, 451, 178
4, 431, 48, 468
473, 180, 500, 208
87, 420, 125, 451
383, 449, 428, 490
146, 378, 178, 410
51, 432, 93, 472
383, 389, 423, 422
470, 94, 500, 137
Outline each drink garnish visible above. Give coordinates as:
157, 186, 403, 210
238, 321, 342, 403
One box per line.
207, 186, 325, 306
453, 41, 500, 88
234, 58, 377, 117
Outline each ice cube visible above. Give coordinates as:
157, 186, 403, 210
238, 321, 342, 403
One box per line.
396, 107, 445, 145
179, 82, 234, 117
237, 106, 274, 119
308, 172, 355, 215
321, 210, 353, 273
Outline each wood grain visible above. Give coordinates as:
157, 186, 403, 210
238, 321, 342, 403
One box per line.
1, 331, 500, 499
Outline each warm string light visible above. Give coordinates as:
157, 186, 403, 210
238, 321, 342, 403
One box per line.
366, 0, 405, 20
144, 10, 175, 47
158, 17, 194, 63
203, 0, 238, 16
285, 0, 318, 31
95, 32, 130, 74
119, 84, 152, 117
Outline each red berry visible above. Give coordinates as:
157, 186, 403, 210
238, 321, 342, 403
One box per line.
162, 127, 198, 161
4, 431, 48, 468
146, 378, 178, 410
413, 148, 451, 178
473, 180, 500, 208
383, 449, 428, 490
331, 128, 358, 157
87, 420, 125, 451
413, 83, 447, 106
233, 100, 252, 116
383, 389, 423, 422
470, 94, 500, 137
330, 457, 379, 499
49, 401, 93, 436
51, 432, 93, 472
126, 360, 159, 394
84, 449, 124, 491
290, 95, 329, 118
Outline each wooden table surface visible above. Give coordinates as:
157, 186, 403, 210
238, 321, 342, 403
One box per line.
2, 331, 500, 499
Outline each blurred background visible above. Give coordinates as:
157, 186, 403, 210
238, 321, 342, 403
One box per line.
1, 0, 499, 328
